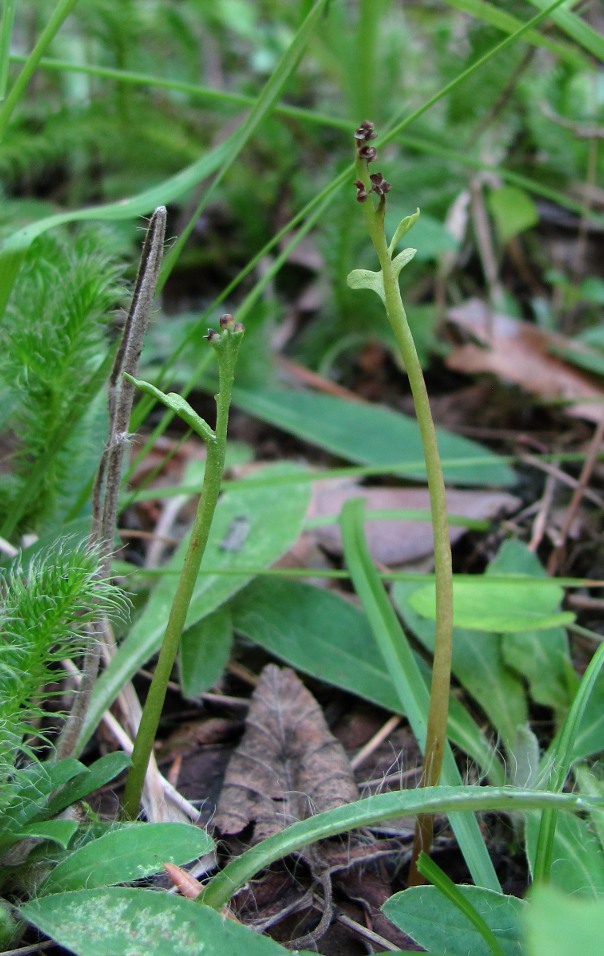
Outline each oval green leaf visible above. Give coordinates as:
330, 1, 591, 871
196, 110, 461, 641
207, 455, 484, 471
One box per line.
39, 823, 213, 894
383, 885, 525, 956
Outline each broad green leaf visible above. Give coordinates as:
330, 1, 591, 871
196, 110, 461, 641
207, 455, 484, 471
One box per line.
46, 752, 132, 816
180, 605, 234, 698
231, 576, 499, 780
487, 186, 538, 244
21, 887, 292, 956
407, 579, 574, 632
15, 819, 79, 850
77, 463, 311, 753
503, 628, 571, 714
507, 725, 540, 789
392, 580, 527, 752
8, 759, 88, 829
233, 387, 516, 487
524, 886, 604, 956
571, 671, 604, 761
40, 823, 214, 894
493, 542, 572, 714
526, 811, 604, 898
383, 885, 525, 956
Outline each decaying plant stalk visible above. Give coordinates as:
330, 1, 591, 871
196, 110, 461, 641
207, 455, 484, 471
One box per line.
56, 207, 167, 760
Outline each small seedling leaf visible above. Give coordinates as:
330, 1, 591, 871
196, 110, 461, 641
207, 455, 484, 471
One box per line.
391, 246, 417, 278
124, 374, 216, 443
346, 267, 386, 302
39, 823, 214, 894
46, 752, 131, 816
388, 207, 420, 255
15, 819, 80, 850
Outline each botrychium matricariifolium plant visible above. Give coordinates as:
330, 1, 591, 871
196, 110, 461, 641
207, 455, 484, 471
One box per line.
348, 121, 454, 882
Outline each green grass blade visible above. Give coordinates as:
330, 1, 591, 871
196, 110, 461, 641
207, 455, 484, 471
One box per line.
0, 0, 80, 138
340, 498, 500, 892
443, 0, 587, 67
524, 0, 604, 61
0, 136, 234, 317
533, 638, 604, 883
379, 0, 574, 152
201, 786, 600, 910
0, 0, 17, 99
157, 0, 332, 290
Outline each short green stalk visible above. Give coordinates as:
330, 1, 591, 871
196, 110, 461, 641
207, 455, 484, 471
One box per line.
348, 122, 453, 881
122, 316, 244, 819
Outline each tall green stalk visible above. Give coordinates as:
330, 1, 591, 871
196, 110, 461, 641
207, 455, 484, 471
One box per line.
348, 122, 453, 882
122, 316, 244, 819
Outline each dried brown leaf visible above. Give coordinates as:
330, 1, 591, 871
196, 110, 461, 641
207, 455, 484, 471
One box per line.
446, 299, 604, 422
311, 478, 520, 565
214, 665, 359, 843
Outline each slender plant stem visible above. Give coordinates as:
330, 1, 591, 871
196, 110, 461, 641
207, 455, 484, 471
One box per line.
122, 319, 243, 819
354, 143, 453, 883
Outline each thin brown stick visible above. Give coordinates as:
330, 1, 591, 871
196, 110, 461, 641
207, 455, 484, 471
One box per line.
547, 410, 604, 576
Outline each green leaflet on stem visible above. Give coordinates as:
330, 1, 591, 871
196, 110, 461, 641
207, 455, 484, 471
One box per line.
123, 374, 217, 444
347, 120, 454, 885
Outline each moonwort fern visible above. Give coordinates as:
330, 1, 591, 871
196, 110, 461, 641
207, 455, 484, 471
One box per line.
0, 227, 125, 537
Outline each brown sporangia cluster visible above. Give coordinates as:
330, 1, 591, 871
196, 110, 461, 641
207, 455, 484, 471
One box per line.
353, 120, 391, 203
205, 312, 245, 341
